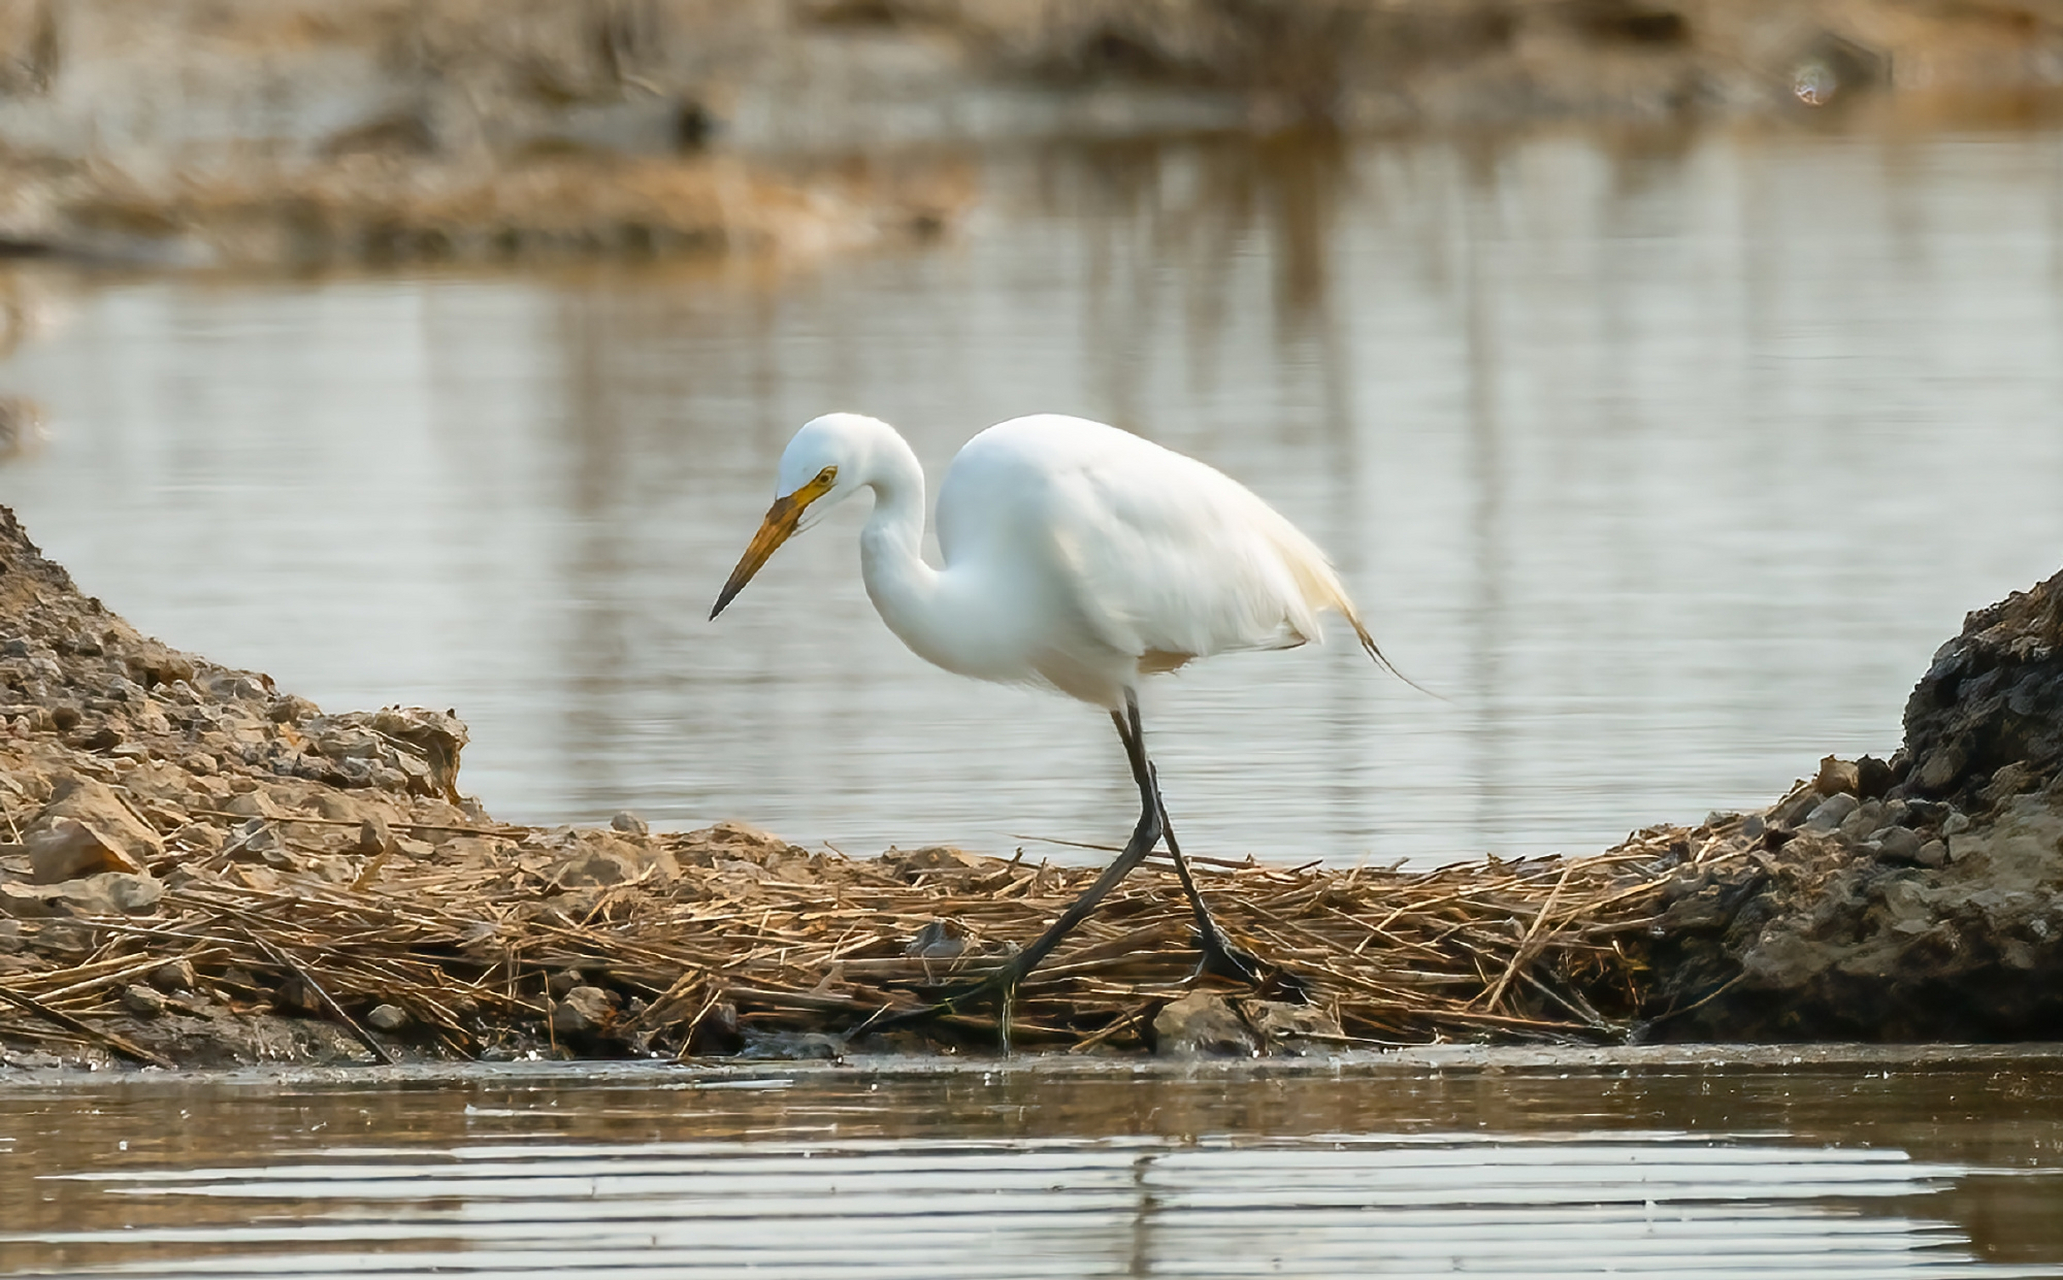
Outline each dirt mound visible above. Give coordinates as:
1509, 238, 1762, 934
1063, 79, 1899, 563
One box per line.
1642, 570, 2063, 1042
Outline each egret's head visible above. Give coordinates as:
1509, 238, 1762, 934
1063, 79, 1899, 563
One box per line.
710, 413, 881, 619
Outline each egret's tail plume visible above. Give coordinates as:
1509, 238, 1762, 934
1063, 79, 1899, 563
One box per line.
1343, 605, 1441, 700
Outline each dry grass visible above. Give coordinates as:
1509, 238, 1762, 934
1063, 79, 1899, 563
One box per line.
0, 816, 1703, 1060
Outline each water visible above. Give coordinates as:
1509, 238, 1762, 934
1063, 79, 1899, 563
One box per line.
5, 125, 2063, 864
1, 1050, 2060, 1277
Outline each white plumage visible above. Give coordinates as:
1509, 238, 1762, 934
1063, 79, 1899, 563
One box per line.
715, 412, 1386, 708
711, 410, 1402, 1018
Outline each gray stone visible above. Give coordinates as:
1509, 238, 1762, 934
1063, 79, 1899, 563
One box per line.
1152, 992, 1257, 1057
551, 986, 617, 1037
1803, 793, 1860, 832
94, 872, 163, 913
366, 1003, 411, 1032
150, 958, 197, 992
1872, 827, 1924, 863
1943, 810, 1972, 835
1839, 800, 1884, 839
1917, 839, 1949, 868
121, 983, 167, 1016
610, 811, 649, 836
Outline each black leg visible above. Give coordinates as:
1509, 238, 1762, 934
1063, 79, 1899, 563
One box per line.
1124, 710, 1288, 989
853, 692, 1303, 1042
854, 700, 1164, 1037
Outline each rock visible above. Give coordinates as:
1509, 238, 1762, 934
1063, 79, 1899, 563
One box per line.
1243, 1000, 1344, 1053
122, 983, 167, 1016
1769, 788, 1823, 828
168, 823, 224, 854
1871, 826, 1924, 863
687, 1001, 744, 1055
267, 695, 320, 724
1152, 992, 1257, 1057
1837, 799, 1883, 840
353, 815, 394, 856
273, 974, 323, 1015
25, 818, 147, 881
551, 986, 618, 1038
610, 811, 649, 836
2, 872, 162, 917
25, 776, 164, 880
1815, 756, 1859, 797
92, 872, 164, 913
366, 1002, 410, 1032
1855, 755, 1896, 798
555, 847, 639, 888
1646, 793, 2063, 1040
1897, 567, 2063, 813
1943, 810, 1972, 835
151, 958, 197, 992
547, 967, 584, 998
1802, 793, 1859, 833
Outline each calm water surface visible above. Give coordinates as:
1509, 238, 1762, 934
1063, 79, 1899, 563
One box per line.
4, 126, 2063, 863
0, 1051, 2060, 1277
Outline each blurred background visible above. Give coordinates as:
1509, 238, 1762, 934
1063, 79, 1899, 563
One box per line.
2, 0, 2062, 865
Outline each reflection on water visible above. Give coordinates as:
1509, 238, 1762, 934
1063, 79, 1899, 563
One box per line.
4, 126, 2063, 864
1, 1054, 2061, 1277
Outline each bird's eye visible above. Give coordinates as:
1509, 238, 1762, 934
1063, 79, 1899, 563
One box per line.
817, 466, 837, 484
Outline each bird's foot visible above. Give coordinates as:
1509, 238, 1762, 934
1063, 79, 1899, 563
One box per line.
1192, 924, 1312, 1003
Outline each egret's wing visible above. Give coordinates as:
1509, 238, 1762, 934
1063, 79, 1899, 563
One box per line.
1042, 443, 1345, 665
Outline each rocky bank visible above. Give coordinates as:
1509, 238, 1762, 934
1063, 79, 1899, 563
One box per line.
0, 502, 2060, 1069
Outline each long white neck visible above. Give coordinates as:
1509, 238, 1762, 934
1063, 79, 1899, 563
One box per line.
856, 429, 952, 666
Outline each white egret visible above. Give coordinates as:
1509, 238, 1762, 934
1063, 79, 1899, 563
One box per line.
711, 412, 1405, 1016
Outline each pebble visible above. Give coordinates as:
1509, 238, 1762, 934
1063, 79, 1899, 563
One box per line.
366, 1003, 410, 1032
151, 958, 197, 992
547, 967, 585, 999
121, 983, 168, 1017
1152, 992, 1257, 1057
1917, 840, 1949, 868
610, 811, 649, 836
551, 986, 618, 1037
1839, 800, 1883, 839
1872, 827, 1924, 863
1803, 793, 1860, 832
1943, 810, 1972, 835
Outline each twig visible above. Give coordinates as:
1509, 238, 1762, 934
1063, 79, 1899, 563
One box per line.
244, 932, 395, 1065
0, 982, 173, 1068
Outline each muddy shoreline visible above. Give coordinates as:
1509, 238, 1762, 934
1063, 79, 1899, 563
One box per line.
1, 502, 2059, 1069
4, 0, 2063, 267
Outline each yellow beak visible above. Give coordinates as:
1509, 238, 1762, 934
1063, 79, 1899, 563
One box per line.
710, 471, 836, 620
